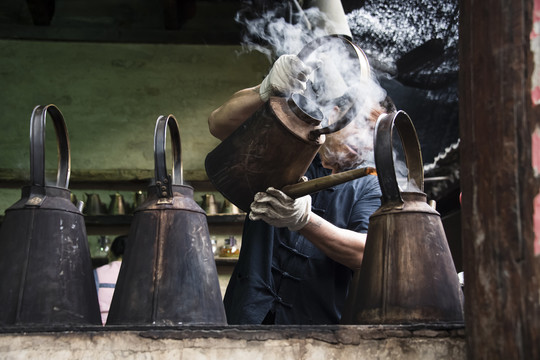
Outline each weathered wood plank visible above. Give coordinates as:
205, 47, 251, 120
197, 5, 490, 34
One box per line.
459, 0, 540, 358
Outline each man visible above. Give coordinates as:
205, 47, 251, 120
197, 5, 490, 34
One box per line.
208, 53, 388, 324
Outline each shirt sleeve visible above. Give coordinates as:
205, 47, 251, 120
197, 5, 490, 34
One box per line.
348, 176, 382, 233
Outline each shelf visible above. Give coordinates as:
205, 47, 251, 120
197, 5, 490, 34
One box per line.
84, 213, 245, 235
214, 257, 239, 266
0, 169, 245, 235
204, 213, 246, 223
0, 213, 245, 236
91, 256, 238, 269
84, 213, 245, 224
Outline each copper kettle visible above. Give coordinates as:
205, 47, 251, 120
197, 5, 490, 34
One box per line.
205, 35, 371, 212
341, 111, 464, 325
107, 114, 226, 326
0, 105, 100, 326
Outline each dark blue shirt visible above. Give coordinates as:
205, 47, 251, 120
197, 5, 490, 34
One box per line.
223, 157, 382, 324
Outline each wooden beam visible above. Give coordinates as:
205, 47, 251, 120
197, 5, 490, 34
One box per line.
26, 0, 55, 26
459, 0, 540, 358
162, 0, 197, 30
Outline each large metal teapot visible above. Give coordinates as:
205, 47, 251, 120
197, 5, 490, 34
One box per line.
0, 105, 101, 326
107, 114, 226, 326
341, 111, 464, 324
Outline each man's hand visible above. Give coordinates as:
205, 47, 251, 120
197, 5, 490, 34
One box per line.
249, 187, 311, 231
259, 55, 317, 102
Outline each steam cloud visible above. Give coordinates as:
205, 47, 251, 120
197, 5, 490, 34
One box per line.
235, 2, 389, 170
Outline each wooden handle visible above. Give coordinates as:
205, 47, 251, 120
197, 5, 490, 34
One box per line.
282, 167, 377, 198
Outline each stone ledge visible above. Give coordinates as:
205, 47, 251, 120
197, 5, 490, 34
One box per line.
0, 325, 466, 360
0, 323, 465, 343
138, 324, 465, 345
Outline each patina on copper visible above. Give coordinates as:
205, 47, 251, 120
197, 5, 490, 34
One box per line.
107, 114, 226, 326
341, 111, 464, 325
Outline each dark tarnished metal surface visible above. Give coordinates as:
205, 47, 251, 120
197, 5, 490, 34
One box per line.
0, 105, 101, 326
107, 115, 226, 326
107, 185, 226, 325
205, 95, 323, 212
342, 111, 463, 325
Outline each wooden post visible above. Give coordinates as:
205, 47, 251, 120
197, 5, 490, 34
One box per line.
26, 0, 55, 26
459, 0, 540, 358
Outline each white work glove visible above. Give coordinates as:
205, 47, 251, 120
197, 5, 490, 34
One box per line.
249, 187, 311, 231
259, 55, 317, 102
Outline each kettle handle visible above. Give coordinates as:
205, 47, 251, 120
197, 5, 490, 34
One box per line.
374, 111, 423, 205
154, 114, 183, 198
296, 34, 371, 138
29, 104, 71, 189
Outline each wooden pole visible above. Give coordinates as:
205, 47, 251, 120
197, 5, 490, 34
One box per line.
459, 0, 540, 358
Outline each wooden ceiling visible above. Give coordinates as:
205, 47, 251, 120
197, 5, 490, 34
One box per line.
0, 0, 244, 44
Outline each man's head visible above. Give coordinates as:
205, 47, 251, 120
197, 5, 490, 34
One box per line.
109, 235, 127, 261
319, 97, 396, 173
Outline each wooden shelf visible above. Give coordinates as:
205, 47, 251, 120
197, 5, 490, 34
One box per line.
84, 213, 245, 224
0, 170, 244, 235
91, 256, 238, 269
214, 257, 239, 266
85, 213, 245, 235
0, 213, 245, 235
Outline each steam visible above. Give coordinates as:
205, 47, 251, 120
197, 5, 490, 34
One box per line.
235, 2, 389, 172
394, 152, 422, 192
236, 5, 334, 60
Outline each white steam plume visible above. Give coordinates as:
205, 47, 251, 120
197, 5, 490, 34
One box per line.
236, 2, 390, 171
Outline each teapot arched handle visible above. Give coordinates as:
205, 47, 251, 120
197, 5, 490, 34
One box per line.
154, 114, 183, 199
296, 34, 371, 139
29, 104, 70, 189
374, 111, 423, 206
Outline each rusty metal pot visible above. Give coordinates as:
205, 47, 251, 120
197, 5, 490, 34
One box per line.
205, 35, 370, 212
0, 104, 101, 326
341, 111, 464, 325
107, 114, 226, 326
